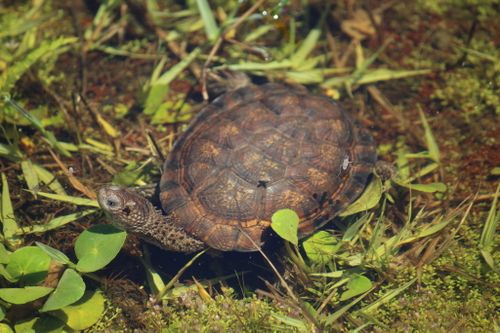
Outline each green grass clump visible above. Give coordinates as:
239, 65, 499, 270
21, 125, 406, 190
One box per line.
431, 40, 499, 119
374, 214, 499, 332
416, 0, 499, 22
163, 287, 306, 332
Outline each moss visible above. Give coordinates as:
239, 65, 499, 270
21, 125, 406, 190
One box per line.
373, 212, 499, 332
415, 0, 499, 22
162, 287, 307, 332
431, 40, 500, 119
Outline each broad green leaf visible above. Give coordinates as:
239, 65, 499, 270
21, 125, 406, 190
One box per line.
75, 224, 126, 272
303, 231, 342, 263
52, 290, 105, 331
340, 177, 383, 216
340, 275, 373, 301
1, 173, 21, 248
271, 209, 300, 246
0, 243, 11, 264
21, 160, 39, 191
0, 305, 4, 321
196, 0, 219, 41
0, 323, 13, 333
13, 316, 64, 333
5, 246, 50, 284
35, 242, 72, 265
0, 286, 53, 304
36, 192, 99, 207
22, 209, 97, 234
41, 269, 85, 312
0, 266, 15, 283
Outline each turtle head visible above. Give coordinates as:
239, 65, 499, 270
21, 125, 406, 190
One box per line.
98, 185, 205, 252
97, 185, 153, 232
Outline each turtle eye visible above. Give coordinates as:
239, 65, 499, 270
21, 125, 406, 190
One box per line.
106, 198, 120, 209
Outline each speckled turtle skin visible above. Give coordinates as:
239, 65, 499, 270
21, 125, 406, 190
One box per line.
157, 82, 377, 251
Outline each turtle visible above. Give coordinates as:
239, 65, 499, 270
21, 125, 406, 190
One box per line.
97, 75, 377, 253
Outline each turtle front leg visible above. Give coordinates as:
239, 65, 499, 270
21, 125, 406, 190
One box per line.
98, 185, 205, 253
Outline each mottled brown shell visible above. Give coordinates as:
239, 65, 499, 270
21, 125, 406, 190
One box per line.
159, 83, 376, 251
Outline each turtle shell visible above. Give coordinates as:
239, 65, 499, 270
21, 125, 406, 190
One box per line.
159, 83, 376, 251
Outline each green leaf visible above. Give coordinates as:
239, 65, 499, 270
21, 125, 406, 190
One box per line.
52, 290, 105, 331
479, 184, 499, 269
4, 98, 71, 157
0, 265, 15, 283
5, 246, 50, 284
358, 278, 416, 314
340, 275, 373, 301
0, 305, 5, 321
35, 242, 72, 265
22, 209, 97, 234
13, 316, 64, 333
41, 269, 85, 312
75, 224, 126, 272
0, 286, 53, 304
342, 214, 372, 242
32, 164, 67, 195
290, 27, 321, 67
271, 209, 300, 246
156, 47, 201, 86
418, 105, 440, 163
309, 271, 344, 278
21, 160, 40, 191
196, 0, 219, 41
36, 192, 99, 207
143, 83, 169, 116
0, 243, 11, 264
303, 231, 342, 263
0, 323, 13, 333
322, 68, 431, 88
0, 37, 77, 93
340, 177, 383, 216
395, 181, 447, 193
1, 173, 21, 248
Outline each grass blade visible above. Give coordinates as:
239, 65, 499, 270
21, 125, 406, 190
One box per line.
35, 192, 99, 207
21, 160, 40, 192
479, 184, 499, 269
19, 209, 97, 235
4, 98, 71, 157
357, 278, 416, 314
417, 104, 440, 163
1, 174, 21, 248
290, 27, 322, 68
196, 0, 219, 41
32, 163, 67, 195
